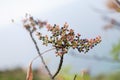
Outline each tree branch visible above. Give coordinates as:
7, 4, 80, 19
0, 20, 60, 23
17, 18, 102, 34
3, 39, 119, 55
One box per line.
31, 48, 56, 63
69, 53, 120, 63
41, 48, 56, 55
29, 31, 54, 80
52, 55, 64, 79
102, 16, 120, 28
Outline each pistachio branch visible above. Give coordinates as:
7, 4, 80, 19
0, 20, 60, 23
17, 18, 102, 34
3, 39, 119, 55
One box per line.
29, 31, 54, 80
28, 47, 62, 79
52, 55, 64, 79
23, 15, 101, 80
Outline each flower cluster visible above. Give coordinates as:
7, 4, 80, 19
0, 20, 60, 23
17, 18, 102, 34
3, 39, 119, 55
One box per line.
23, 16, 101, 56
23, 15, 47, 32
36, 22, 101, 56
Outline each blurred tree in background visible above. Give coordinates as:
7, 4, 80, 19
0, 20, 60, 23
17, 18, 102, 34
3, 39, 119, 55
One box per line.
105, 0, 120, 61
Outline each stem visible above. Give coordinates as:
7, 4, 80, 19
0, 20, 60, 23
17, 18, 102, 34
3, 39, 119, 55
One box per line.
31, 48, 56, 63
70, 53, 120, 63
52, 55, 64, 79
73, 75, 77, 80
29, 31, 54, 80
41, 48, 56, 55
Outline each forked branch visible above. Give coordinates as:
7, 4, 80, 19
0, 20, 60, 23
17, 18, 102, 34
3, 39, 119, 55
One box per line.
29, 31, 54, 80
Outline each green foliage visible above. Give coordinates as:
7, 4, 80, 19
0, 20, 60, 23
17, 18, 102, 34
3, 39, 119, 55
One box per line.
0, 68, 26, 80
111, 40, 120, 60
56, 66, 91, 80
93, 71, 120, 80
56, 66, 74, 80
0, 68, 47, 80
1, 67, 120, 80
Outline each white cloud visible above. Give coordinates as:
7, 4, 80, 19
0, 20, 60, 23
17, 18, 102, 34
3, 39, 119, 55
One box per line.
0, 0, 74, 27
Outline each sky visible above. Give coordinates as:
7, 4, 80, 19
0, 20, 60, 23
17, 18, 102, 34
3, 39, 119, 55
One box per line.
0, 0, 120, 75
0, 0, 74, 26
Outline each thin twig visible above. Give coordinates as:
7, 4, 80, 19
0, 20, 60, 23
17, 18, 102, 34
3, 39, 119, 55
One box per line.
92, 7, 120, 29
52, 55, 64, 79
69, 53, 120, 63
29, 31, 54, 80
73, 75, 77, 80
41, 48, 56, 55
31, 48, 56, 63
102, 16, 120, 27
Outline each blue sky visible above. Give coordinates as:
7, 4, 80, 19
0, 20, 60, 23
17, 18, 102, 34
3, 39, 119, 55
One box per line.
0, 0, 120, 75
